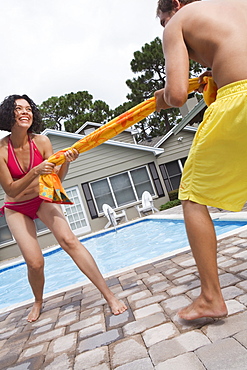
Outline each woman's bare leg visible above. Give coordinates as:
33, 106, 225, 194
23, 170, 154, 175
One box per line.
178, 200, 227, 320
38, 203, 127, 315
5, 209, 44, 322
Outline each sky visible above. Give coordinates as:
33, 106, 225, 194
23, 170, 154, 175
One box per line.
0, 1, 162, 109
0, 0, 163, 138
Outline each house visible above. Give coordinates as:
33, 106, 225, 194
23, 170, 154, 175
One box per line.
0, 97, 206, 260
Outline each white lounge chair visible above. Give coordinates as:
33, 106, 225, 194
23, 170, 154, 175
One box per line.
102, 204, 128, 228
135, 191, 159, 217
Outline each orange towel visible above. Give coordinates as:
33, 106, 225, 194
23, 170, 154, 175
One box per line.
39, 76, 217, 203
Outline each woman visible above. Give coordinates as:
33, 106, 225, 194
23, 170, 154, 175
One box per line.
0, 94, 127, 322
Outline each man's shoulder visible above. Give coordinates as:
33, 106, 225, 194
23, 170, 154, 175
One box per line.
166, 1, 221, 35
176, 1, 207, 20
165, 1, 203, 30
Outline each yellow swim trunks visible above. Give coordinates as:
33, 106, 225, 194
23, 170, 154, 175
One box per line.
179, 79, 247, 212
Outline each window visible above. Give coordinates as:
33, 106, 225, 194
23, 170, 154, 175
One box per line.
90, 166, 155, 213
0, 186, 90, 246
160, 158, 187, 192
34, 219, 48, 232
62, 186, 91, 235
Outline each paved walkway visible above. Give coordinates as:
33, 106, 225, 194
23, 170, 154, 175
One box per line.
1, 206, 247, 369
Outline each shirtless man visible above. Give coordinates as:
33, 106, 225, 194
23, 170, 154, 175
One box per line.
155, 0, 247, 320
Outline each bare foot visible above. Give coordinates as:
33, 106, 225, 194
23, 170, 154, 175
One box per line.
27, 301, 43, 322
106, 295, 127, 315
178, 295, 228, 321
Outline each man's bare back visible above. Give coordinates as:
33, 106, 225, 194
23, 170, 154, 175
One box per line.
179, 0, 247, 88
160, 0, 247, 108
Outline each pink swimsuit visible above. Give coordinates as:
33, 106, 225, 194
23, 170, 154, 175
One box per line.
0, 136, 44, 220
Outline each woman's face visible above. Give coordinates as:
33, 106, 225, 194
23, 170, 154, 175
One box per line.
14, 99, 33, 129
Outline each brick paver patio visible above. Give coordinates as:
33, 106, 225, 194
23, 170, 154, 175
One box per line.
1, 206, 247, 369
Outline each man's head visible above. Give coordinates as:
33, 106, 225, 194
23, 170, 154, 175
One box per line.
157, 0, 201, 27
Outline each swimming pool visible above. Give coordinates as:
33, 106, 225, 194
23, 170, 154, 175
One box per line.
0, 215, 247, 311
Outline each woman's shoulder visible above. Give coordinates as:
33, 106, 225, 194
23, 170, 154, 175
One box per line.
31, 133, 51, 145
0, 134, 10, 159
0, 134, 10, 148
31, 133, 53, 158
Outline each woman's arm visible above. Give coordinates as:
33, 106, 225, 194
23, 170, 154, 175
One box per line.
0, 156, 55, 198
0, 135, 55, 198
36, 135, 79, 182
55, 149, 79, 182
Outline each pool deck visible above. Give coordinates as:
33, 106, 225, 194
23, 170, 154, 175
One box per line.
1, 205, 247, 369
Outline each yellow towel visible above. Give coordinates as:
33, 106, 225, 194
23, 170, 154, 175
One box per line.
39, 76, 217, 203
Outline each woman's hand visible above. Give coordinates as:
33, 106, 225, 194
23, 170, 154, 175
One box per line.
34, 160, 55, 176
55, 149, 79, 181
64, 149, 79, 162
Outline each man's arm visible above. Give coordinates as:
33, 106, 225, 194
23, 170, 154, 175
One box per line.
162, 17, 190, 107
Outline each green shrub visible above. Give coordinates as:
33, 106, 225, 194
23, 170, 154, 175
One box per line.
160, 199, 181, 210
168, 189, 179, 201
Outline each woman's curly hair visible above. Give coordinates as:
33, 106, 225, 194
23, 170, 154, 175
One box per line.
0, 94, 43, 133
156, 0, 200, 15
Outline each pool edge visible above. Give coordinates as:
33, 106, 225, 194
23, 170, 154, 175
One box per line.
1, 212, 247, 314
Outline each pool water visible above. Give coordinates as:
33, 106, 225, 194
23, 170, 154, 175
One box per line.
0, 218, 246, 310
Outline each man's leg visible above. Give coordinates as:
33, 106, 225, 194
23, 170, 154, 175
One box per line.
178, 200, 228, 320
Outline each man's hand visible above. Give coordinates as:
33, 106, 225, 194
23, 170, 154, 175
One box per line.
196, 70, 212, 93
154, 89, 171, 112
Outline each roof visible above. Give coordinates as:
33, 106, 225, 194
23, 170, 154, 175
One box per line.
138, 136, 164, 147
75, 121, 138, 135
42, 129, 164, 156
173, 99, 206, 135
139, 99, 206, 148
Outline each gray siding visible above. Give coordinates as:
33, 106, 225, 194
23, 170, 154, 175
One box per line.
0, 129, 195, 260
111, 131, 136, 144
157, 130, 194, 164
48, 136, 157, 183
